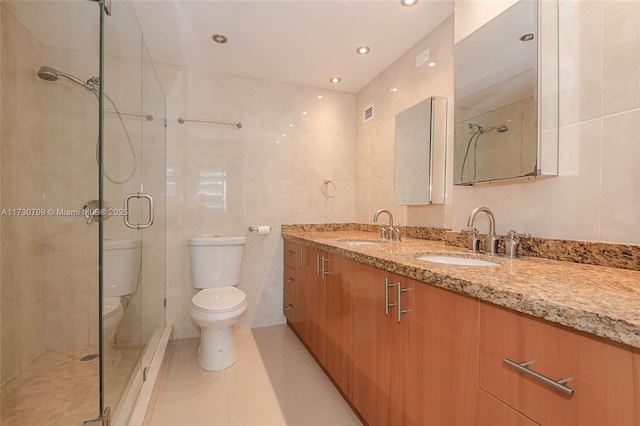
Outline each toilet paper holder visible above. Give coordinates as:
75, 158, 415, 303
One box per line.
248, 225, 271, 234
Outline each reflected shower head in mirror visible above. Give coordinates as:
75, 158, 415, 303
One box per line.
481, 125, 508, 134
468, 123, 508, 134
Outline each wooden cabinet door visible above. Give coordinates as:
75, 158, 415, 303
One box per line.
324, 253, 353, 398
352, 262, 412, 425
303, 246, 325, 364
411, 280, 479, 425
634, 348, 640, 426
477, 389, 540, 426
479, 302, 635, 426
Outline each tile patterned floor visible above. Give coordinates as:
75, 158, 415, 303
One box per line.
144, 325, 362, 426
0, 344, 142, 426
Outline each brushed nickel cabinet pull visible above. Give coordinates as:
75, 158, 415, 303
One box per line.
321, 256, 331, 278
300, 248, 306, 267
503, 358, 574, 396
385, 277, 397, 315
396, 283, 411, 322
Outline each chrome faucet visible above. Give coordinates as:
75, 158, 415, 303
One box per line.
467, 206, 498, 255
373, 209, 400, 241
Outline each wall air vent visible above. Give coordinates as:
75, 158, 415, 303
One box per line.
363, 103, 375, 124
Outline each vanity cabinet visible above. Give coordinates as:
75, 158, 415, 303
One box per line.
283, 240, 308, 334
352, 263, 414, 425
283, 238, 640, 426
322, 253, 353, 398
352, 262, 478, 425
478, 302, 636, 426
283, 241, 353, 397
300, 246, 326, 364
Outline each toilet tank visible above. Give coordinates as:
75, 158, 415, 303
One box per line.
188, 236, 246, 289
103, 239, 142, 297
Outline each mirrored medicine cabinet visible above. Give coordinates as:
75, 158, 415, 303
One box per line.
394, 96, 447, 205
454, 0, 558, 185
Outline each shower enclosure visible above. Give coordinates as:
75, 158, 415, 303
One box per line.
0, 1, 166, 424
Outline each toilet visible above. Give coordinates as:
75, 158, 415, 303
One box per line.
188, 236, 248, 371
103, 239, 142, 345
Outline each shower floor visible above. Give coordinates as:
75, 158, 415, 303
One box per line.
1, 344, 143, 426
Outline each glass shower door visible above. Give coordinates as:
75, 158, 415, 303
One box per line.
0, 1, 103, 424
101, 0, 166, 422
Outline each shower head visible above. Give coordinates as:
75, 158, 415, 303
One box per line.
480, 125, 509, 134
467, 123, 509, 134
37, 66, 59, 81
37, 65, 97, 92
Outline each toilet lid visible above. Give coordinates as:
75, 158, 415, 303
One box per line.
103, 297, 122, 318
192, 287, 246, 313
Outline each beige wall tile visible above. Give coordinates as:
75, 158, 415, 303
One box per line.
355, 16, 454, 227
1, 5, 46, 382
157, 63, 357, 338
600, 110, 640, 243
558, 0, 603, 126
603, 0, 640, 115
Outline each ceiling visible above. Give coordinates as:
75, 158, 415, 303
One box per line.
130, 0, 453, 93
4, 0, 453, 94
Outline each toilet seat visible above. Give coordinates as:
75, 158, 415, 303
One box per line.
192, 287, 246, 314
103, 297, 123, 318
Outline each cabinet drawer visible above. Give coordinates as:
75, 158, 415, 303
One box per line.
477, 388, 539, 426
284, 240, 298, 269
283, 290, 295, 322
479, 303, 635, 426
284, 265, 296, 298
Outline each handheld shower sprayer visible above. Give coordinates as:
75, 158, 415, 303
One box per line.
37, 65, 135, 184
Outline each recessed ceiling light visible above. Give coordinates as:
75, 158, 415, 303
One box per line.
390, 88, 399, 92
520, 33, 534, 42
317, 95, 324, 99
212, 34, 228, 44
356, 46, 371, 55
302, 111, 308, 115
329, 77, 342, 84
428, 62, 436, 67
401, 0, 418, 7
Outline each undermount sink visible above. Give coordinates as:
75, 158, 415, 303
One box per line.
340, 239, 386, 247
415, 254, 501, 267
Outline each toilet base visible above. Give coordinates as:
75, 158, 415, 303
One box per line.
198, 326, 236, 371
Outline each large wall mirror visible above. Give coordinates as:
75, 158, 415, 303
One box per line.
394, 96, 447, 205
454, 0, 558, 185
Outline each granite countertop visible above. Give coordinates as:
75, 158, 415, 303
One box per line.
282, 230, 640, 350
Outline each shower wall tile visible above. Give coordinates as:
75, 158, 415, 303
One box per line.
0, 5, 46, 383
157, 64, 356, 338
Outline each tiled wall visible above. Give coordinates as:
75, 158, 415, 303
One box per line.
0, 6, 46, 382
155, 65, 356, 338
355, 14, 454, 228
450, 0, 640, 244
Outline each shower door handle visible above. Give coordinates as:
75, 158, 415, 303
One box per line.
124, 192, 154, 230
